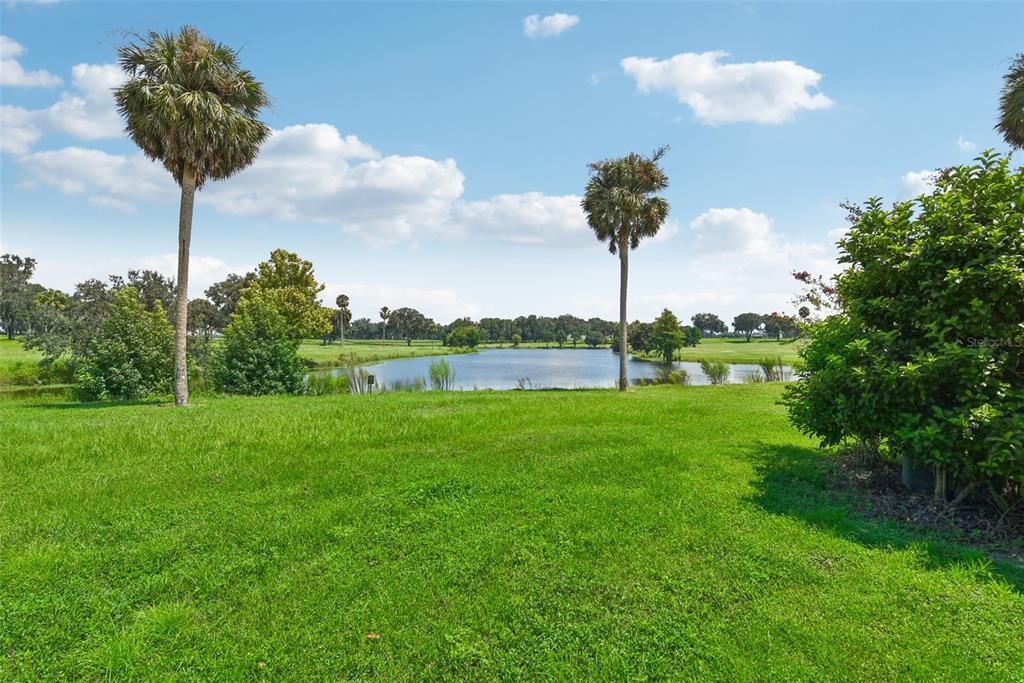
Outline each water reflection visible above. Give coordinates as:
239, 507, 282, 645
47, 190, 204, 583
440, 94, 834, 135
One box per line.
309, 348, 793, 391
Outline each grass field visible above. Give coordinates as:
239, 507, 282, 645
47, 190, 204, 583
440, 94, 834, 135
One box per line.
635, 338, 803, 365
299, 339, 471, 367
0, 337, 43, 379
2, 384, 1021, 679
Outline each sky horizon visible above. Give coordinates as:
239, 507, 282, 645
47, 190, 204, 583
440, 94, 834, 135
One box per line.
1, 1, 1021, 324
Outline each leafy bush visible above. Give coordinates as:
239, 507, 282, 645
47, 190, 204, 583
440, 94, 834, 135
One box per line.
74, 288, 174, 401
211, 290, 304, 395
699, 359, 730, 385
784, 152, 1024, 498
428, 358, 456, 390
445, 325, 480, 348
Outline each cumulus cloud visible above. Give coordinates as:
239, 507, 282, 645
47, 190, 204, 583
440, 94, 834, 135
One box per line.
956, 135, 976, 153
13, 123, 594, 247
902, 169, 938, 198
523, 13, 580, 38
0, 105, 41, 154
620, 51, 833, 124
134, 253, 252, 297
664, 207, 841, 319
0, 35, 61, 87
43, 63, 125, 138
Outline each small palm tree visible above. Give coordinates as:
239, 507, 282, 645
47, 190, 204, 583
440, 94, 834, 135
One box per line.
335, 294, 349, 345
997, 53, 1024, 149
379, 306, 391, 341
115, 27, 270, 406
582, 147, 670, 390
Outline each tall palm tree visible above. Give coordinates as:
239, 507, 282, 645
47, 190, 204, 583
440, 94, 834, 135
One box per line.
379, 306, 391, 341
115, 27, 270, 406
582, 147, 670, 390
998, 53, 1024, 149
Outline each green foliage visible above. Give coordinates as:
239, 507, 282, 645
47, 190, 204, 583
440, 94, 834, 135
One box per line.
627, 321, 654, 354
692, 312, 728, 336
445, 325, 481, 348
757, 356, 788, 382
511, 333, 522, 348
248, 249, 332, 339
635, 366, 690, 386
699, 359, 730, 385
74, 288, 174, 401
211, 289, 304, 395
998, 53, 1024, 150
651, 308, 684, 362
681, 325, 701, 347
0, 254, 37, 339
115, 26, 270, 189
304, 372, 350, 396
428, 358, 456, 390
785, 152, 1024, 492
732, 313, 763, 341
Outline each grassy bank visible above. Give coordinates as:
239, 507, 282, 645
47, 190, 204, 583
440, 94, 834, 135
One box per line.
634, 338, 803, 365
2, 385, 1021, 679
299, 339, 472, 367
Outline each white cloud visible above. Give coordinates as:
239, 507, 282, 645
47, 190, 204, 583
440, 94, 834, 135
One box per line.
662, 207, 842, 320
42, 63, 125, 139
0, 35, 61, 87
134, 254, 252, 297
523, 13, 580, 38
902, 169, 938, 198
323, 282, 480, 322
956, 135, 976, 153
0, 105, 41, 153
18, 146, 174, 207
454, 192, 588, 245
620, 50, 833, 124
12, 124, 590, 247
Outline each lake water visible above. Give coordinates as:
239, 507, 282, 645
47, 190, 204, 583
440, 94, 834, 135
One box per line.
313, 348, 792, 390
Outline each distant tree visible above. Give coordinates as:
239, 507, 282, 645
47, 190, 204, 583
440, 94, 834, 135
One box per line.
651, 308, 684, 362
681, 325, 702, 347
627, 320, 654, 355
379, 306, 391, 340
206, 272, 255, 325
123, 269, 175, 319
74, 288, 174, 401
187, 298, 220, 339
347, 317, 377, 339
762, 312, 801, 340
583, 146, 670, 390
445, 325, 480, 348
335, 294, 351, 345
389, 307, 432, 346
585, 331, 603, 348
997, 53, 1024, 149
733, 313, 763, 341
116, 26, 271, 406
511, 333, 522, 348
0, 254, 38, 339
691, 313, 727, 337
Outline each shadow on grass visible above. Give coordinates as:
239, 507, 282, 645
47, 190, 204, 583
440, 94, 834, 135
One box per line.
25, 397, 168, 410
748, 443, 1024, 593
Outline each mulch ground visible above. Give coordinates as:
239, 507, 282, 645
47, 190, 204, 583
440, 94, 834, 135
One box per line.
829, 449, 1024, 565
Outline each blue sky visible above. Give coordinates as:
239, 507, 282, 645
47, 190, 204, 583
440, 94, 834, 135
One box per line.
1, 1, 1020, 323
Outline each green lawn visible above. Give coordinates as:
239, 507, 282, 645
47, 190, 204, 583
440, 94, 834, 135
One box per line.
299, 339, 470, 367
636, 337, 803, 365
2, 385, 1021, 679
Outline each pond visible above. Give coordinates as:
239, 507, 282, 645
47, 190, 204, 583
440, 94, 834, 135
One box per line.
311, 348, 793, 390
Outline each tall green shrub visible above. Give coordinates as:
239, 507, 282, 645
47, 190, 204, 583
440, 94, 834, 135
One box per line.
211, 290, 304, 395
784, 152, 1024, 496
75, 288, 174, 401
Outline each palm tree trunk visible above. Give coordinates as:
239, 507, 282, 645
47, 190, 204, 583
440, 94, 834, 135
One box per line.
618, 232, 629, 391
173, 167, 196, 407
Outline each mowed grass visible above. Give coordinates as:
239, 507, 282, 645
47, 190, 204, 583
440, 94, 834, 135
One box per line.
2, 384, 1022, 679
660, 338, 802, 365
298, 339, 469, 367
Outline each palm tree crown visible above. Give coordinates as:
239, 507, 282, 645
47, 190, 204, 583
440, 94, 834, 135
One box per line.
997, 53, 1024, 150
582, 146, 671, 253
115, 26, 271, 188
